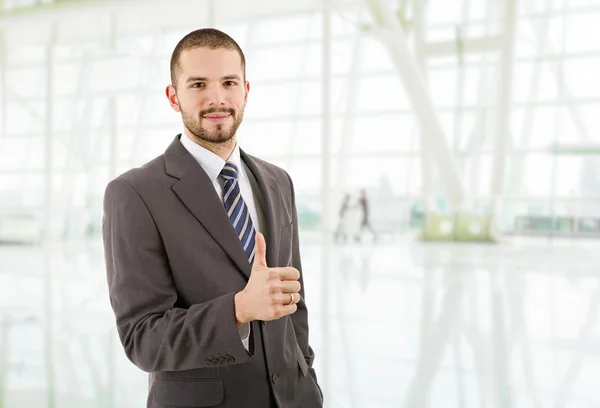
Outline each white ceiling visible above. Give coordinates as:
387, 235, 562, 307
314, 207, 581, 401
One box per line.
0, 0, 363, 45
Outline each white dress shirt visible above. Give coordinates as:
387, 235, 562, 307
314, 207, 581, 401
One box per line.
180, 132, 265, 351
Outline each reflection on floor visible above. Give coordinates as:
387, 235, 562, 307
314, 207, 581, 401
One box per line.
0, 236, 599, 407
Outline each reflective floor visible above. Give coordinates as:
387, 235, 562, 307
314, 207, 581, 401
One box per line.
0, 235, 599, 407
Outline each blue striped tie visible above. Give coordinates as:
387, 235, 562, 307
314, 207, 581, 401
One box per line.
220, 162, 256, 265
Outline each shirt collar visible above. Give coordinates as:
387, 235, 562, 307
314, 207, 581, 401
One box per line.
180, 132, 245, 182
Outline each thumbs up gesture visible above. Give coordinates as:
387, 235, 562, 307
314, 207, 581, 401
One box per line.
234, 233, 301, 325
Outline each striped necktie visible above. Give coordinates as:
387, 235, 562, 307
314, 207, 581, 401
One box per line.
220, 161, 256, 265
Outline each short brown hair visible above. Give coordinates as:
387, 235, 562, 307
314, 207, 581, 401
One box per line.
170, 28, 246, 88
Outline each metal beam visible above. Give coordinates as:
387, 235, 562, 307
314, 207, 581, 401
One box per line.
423, 35, 504, 57
367, 0, 467, 207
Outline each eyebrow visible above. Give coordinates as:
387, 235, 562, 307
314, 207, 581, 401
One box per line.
186, 75, 241, 83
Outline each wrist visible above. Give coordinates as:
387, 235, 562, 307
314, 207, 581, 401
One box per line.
234, 291, 250, 326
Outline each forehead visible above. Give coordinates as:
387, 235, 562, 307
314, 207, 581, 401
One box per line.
178, 47, 243, 77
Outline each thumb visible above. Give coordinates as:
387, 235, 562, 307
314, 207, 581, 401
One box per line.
253, 232, 268, 269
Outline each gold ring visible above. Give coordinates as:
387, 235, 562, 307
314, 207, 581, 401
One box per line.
288, 293, 294, 305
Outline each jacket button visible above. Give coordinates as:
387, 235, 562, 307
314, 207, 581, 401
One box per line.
271, 373, 279, 384
206, 360, 213, 367
219, 357, 227, 365
226, 356, 235, 363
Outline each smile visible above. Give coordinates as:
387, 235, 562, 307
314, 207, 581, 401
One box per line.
203, 114, 232, 123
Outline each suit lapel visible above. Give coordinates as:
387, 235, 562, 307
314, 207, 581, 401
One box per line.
165, 136, 251, 278
240, 150, 283, 268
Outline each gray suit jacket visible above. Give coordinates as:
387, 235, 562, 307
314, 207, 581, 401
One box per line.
102, 135, 323, 408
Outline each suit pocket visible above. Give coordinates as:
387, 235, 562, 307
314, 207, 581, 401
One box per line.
297, 344, 309, 378
154, 378, 224, 407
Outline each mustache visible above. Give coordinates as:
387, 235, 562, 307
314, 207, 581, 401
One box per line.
200, 107, 235, 116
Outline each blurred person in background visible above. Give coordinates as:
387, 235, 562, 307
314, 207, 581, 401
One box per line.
102, 28, 322, 408
357, 188, 377, 243
334, 192, 352, 244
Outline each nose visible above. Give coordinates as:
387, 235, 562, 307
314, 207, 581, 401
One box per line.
206, 83, 226, 107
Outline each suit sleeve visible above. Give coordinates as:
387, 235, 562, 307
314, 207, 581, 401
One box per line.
102, 177, 251, 373
285, 173, 321, 387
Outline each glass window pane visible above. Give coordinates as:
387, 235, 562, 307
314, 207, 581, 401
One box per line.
566, 11, 600, 53
512, 106, 561, 148
356, 75, 411, 113
238, 121, 293, 155
563, 57, 600, 99
349, 115, 417, 154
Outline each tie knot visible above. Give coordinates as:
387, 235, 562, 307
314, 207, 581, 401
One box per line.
220, 161, 239, 180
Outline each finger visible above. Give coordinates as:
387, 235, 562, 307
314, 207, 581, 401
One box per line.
278, 303, 298, 317
277, 267, 300, 281
280, 280, 301, 294
253, 232, 268, 269
276, 292, 299, 306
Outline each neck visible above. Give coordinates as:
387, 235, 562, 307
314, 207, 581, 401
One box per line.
183, 128, 237, 161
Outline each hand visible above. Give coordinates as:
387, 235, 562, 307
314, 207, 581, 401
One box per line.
234, 232, 301, 325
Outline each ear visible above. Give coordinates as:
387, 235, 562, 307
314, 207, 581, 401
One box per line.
166, 85, 181, 112
244, 80, 250, 105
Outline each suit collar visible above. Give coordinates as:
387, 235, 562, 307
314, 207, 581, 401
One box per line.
179, 132, 247, 183
164, 135, 283, 276
165, 135, 251, 277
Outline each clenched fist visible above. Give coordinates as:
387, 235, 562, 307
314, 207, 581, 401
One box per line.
234, 232, 301, 325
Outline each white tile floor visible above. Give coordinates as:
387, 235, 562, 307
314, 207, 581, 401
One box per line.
0, 235, 599, 407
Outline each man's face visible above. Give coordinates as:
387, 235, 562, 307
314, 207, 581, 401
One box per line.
167, 47, 249, 144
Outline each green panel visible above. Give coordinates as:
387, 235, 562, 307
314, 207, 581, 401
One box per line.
455, 213, 492, 241
422, 213, 457, 241
421, 212, 494, 242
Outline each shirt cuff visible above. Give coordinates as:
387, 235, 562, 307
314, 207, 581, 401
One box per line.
237, 322, 251, 351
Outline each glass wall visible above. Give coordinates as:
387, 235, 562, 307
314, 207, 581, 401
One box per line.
2, 0, 600, 407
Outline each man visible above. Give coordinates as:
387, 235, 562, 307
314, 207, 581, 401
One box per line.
102, 28, 323, 408
358, 188, 377, 243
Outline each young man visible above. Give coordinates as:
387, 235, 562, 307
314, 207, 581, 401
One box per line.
102, 28, 323, 408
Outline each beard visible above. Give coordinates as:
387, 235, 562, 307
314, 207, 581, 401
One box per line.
182, 106, 244, 144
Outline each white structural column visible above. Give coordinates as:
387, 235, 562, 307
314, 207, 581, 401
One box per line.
0, 28, 5, 140
335, 30, 362, 196
367, 0, 467, 207
44, 23, 56, 242
489, 0, 518, 216
412, 0, 435, 211
43, 23, 57, 408
319, 0, 332, 395
108, 12, 117, 180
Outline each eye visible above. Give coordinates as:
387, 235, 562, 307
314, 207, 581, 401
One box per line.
191, 82, 205, 88
224, 81, 237, 87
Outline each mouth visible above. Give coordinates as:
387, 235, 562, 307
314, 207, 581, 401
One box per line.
202, 112, 232, 124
